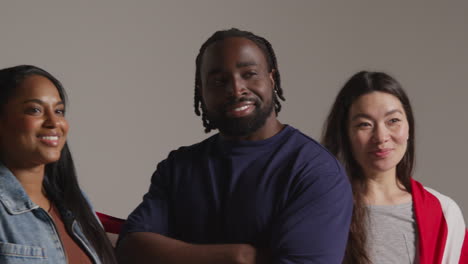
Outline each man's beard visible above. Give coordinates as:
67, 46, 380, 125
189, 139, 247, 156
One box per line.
207, 96, 274, 138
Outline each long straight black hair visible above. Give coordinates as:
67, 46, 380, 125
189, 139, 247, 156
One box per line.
0, 65, 116, 263
322, 71, 415, 264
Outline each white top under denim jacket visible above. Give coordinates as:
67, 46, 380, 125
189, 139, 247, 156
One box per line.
0, 163, 101, 264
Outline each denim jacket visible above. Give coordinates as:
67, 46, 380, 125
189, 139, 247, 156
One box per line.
0, 164, 101, 264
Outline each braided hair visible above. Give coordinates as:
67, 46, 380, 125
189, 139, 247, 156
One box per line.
194, 28, 285, 133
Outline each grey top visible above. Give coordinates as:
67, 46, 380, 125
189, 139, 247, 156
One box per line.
366, 202, 419, 264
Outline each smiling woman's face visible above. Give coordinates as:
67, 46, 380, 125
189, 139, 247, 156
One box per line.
0, 75, 69, 169
347, 91, 409, 177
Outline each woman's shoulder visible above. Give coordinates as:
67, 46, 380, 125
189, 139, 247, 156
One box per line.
421, 185, 464, 217
412, 179, 467, 262
412, 179, 462, 212
413, 179, 466, 231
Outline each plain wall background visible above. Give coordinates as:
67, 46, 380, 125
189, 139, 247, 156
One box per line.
0, 1, 466, 220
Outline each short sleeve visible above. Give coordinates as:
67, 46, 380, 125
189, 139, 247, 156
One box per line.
118, 159, 172, 241
270, 155, 353, 264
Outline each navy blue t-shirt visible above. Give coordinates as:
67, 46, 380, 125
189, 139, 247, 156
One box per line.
120, 125, 352, 263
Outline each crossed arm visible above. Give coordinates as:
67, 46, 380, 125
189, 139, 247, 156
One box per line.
116, 166, 267, 264
117, 232, 267, 264
116, 154, 352, 263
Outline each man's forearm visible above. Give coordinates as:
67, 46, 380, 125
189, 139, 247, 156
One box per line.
116, 232, 259, 264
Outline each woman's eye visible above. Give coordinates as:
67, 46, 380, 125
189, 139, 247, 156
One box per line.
357, 122, 371, 128
26, 107, 41, 114
56, 109, 66, 115
389, 118, 400, 124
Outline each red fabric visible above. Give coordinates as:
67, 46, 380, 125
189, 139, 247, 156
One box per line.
412, 179, 448, 264
96, 212, 125, 234
460, 231, 468, 264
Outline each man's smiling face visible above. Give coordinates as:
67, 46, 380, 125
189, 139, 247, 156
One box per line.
199, 37, 275, 138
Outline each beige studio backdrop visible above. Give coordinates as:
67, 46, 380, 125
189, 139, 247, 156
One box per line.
0, 1, 467, 220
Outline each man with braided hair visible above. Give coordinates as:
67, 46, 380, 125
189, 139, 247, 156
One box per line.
117, 28, 352, 264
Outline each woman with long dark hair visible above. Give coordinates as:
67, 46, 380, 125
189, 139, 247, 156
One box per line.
322, 71, 468, 263
0, 65, 116, 263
